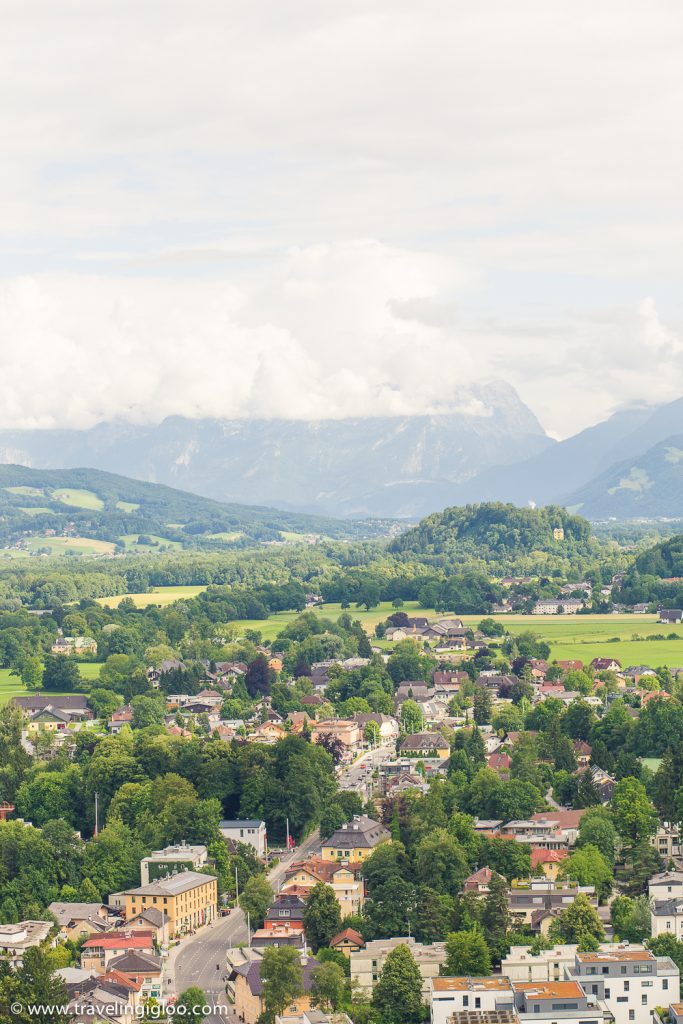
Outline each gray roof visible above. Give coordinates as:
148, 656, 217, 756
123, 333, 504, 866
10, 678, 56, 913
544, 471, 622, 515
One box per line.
220, 819, 264, 829
125, 869, 217, 897
651, 898, 683, 916
109, 951, 162, 973
14, 694, 90, 710
324, 815, 390, 850
231, 956, 318, 996
48, 902, 106, 926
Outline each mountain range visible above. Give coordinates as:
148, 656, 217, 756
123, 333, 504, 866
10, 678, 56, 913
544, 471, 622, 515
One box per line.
0, 384, 681, 519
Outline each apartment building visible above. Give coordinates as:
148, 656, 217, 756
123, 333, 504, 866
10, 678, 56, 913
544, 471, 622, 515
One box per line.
651, 824, 681, 861
122, 870, 217, 938
283, 857, 365, 916
507, 879, 597, 932
430, 976, 610, 1024
430, 977, 515, 1024
140, 843, 208, 884
218, 819, 267, 857
567, 947, 679, 1024
321, 815, 390, 865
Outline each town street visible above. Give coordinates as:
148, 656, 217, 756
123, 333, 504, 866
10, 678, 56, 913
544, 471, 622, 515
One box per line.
169, 742, 396, 1021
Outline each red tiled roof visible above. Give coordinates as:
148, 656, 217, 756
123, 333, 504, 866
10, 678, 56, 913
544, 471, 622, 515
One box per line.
82, 931, 154, 950
330, 928, 364, 947
531, 848, 569, 866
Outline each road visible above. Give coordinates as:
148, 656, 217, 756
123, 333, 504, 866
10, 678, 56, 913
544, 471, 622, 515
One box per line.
170, 742, 396, 1020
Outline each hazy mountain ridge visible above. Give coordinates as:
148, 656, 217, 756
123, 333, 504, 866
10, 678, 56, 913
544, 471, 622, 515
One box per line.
0, 382, 552, 518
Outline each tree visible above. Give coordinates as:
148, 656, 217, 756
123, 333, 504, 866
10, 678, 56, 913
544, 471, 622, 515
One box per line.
99, 654, 138, 691
372, 943, 424, 1024
610, 895, 651, 943
8, 945, 71, 1024
130, 694, 165, 729
473, 688, 492, 726
260, 946, 304, 1022
400, 700, 423, 734
304, 883, 342, 952
548, 893, 604, 948
577, 810, 617, 868
41, 655, 81, 693
558, 845, 613, 902
245, 655, 275, 698
412, 886, 455, 944
87, 688, 124, 720
482, 871, 509, 948
19, 657, 43, 691
442, 930, 492, 976
239, 873, 273, 927
612, 777, 659, 848
561, 700, 595, 741
414, 829, 469, 897
311, 961, 345, 1010
319, 803, 346, 840
175, 987, 209, 1020
316, 732, 345, 765
78, 878, 102, 903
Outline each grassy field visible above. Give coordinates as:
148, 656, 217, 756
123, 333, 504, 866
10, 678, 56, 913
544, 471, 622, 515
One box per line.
0, 666, 94, 704
53, 488, 104, 511
23, 536, 116, 556
78, 663, 102, 681
116, 500, 140, 513
96, 585, 207, 608
207, 532, 244, 543
18, 507, 52, 516
120, 534, 183, 552
5, 486, 44, 497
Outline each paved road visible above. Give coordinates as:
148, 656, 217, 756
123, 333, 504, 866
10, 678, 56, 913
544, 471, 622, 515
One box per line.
171, 829, 321, 1020
170, 743, 396, 1020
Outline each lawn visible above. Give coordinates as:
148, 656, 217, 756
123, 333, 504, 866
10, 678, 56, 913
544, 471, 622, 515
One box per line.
78, 663, 102, 681
18, 507, 52, 516
120, 534, 183, 552
96, 585, 207, 608
0, 667, 91, 704
207, 532, 244, 543
53, 488, 104, 511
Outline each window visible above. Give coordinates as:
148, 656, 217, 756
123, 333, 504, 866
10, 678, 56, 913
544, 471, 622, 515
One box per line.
664, 979, 669, 990
629, 1012, 635, 1021
642, 996, 647, 1005
474, 998, 480, 1009
620, 966, 627, 974
463, 997, 468, 1008
624, 981, 629, 992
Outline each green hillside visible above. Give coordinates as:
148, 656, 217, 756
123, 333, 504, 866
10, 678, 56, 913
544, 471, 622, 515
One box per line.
0, 464, 389, 557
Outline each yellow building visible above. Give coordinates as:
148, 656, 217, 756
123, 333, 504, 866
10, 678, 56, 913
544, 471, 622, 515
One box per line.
122, 870, 217, 939
321, 815, 391, 865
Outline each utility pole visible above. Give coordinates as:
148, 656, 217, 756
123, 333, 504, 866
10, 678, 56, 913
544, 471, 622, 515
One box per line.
235, 865, 239, 904
286, 817, 290, 851
94, 792, 99, 837
247, 911, 251, 947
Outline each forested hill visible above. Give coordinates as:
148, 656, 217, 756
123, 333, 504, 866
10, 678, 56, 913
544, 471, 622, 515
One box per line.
0, 464, 389, 552
389, 503, 594, 562
633, 534, 683, 578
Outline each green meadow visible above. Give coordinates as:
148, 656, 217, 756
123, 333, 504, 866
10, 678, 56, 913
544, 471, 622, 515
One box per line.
0, 664, 97, 704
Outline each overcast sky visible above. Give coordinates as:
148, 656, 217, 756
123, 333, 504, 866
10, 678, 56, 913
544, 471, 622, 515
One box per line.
2, 0, 683, 437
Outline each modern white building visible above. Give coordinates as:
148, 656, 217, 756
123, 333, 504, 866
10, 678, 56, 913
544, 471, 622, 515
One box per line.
351, 937, 446, 997
567, 947, 679, 1024
0, 921, 52, 967
219, 819, 267, 857
430, 976, 611, 1024
140, 842, 208, 884
651, 897, 683, 938
430, 976, 515, 1024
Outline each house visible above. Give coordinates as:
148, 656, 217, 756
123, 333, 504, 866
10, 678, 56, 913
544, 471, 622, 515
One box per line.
650, 897, 683, 938
530, 849, 569, 881
300, 694, 326, 709
193, 689, 224, 707
463, 867, 494, 894
567, 947, 679, 1024
659, 609, 683, 624
572, 741, 592, 767
121, 870, 217, 939
530, 810, 586, 846
284, 857, 365, 916
488, 752, 511, 776
513, 979, 610, 1022
219, 820, 267, 857
330, 928, 364, 956
507, 880, 597, 933
352, 713, 399, 741
649, 870, 683, 901
264, 894, 305, 932
230, 952, 319, 1024
48, 902, 109, 942
394, 682, 434, 703
287, 712, 312, 734
108, 706, 133, 733
321, 815, 390, 865
555, 660, 584, 673
81, 931, 155, 974
501, 943, 580, 983
590, 658, 621, 672
399, 732, 450, 759
248, 722, 287, 744
433, 670, 468, 691
140, 842, 208, 884
651, 823, 681, 861
533, 600, 583, 615
13, 694, 93, 719
107, 952, 162, 1001
310, 720, 361, 753
0, 921, 52, 967
384, 770, 429, 796
351, 937, 446, 997
124, 907, 169, 946
51, 635, 98, 656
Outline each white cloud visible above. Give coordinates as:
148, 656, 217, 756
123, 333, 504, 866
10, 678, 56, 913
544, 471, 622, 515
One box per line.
1, 1, 683, 436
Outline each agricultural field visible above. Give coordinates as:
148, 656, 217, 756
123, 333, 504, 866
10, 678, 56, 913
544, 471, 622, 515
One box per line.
119, 534, 183, 552
53, 488, 104, 511
23, 536, 116, 556
18, 507, 51, 516
96, 585, 207, 608
116, 500, 140, 513
5, 486, 44, 497
206, 531, 244, 542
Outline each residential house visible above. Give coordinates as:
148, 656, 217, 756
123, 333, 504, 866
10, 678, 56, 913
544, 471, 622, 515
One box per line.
501, 944, 579, 983
507, 880, 597, 934
284, 857, 365, 916
649, 870, 683, 901
556, 660, 584, 673
230, 952, 319, 1024
124, 907, 169, 946
310, 720, 361, 754
650, 898, 683, 938
513, 980, 609, 1022
48, 902, 109, 942
399, 732, 450, 759
248, 721, 287, 744
0, 921, 52, 967
659, 610, 683, 624
264, 894, 305, 933
219, 819, 267, 857
572, 741, 592, 767
252, 925, 305, 949
140, 843, 208, 884
590, 658, 622, 672
430, 976, 515, 1024
533, 600, 583, 615
352, 713, 399, 741
651, 824, 681, 861
394, 682, 434, 703
488, 752, 511, 777
51, 635, 98, 656
530, 811, 586, 846
81, 932, 155, 975
567, 947, 679, 1024
351, 937, 446, 997
193, 688, 224, 707
108, 706, 133, 733
107, 952, 162, 1002
463, 867, 494, 895
121, 870, 217, 938
530, 849, 569, 881
330, 928, 364, 956
321, 815, 390, 865
287, 712, 312, 734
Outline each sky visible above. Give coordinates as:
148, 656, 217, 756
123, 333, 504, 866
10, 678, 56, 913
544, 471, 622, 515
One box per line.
2, 0, 683, 437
